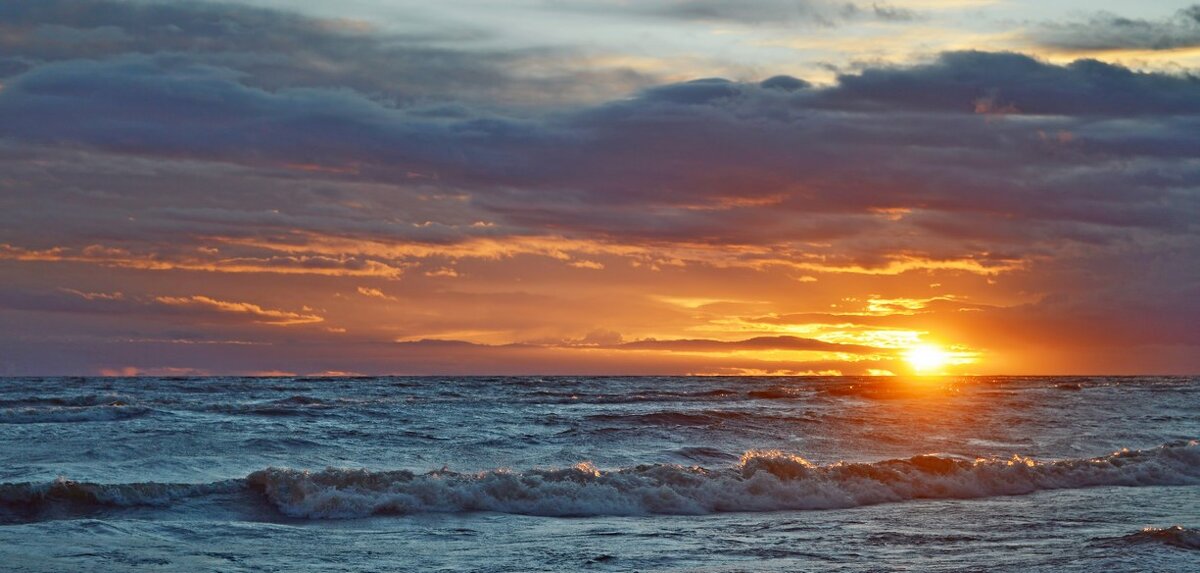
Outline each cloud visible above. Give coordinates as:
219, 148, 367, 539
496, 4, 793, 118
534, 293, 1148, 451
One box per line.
0, 333, 904, 376
377, 338, 898, 375
0, 287, 323, 326
410, 334, 886, 356
575, 0, 917, 27
613, 335, 879, 354
0, 242, 406, 278
816, 51, 1200, 116
1031, 5, 1200, 52
568, 260, 605, 270
0, 0, 658, 105
6, 51, 1195, 249
356, 286, 398, 301
0, 1, 1197, 373
1, 48, 1196, 318
97, 366, 210, 377
424, 267, 461, 278
152, 296, 324, 326
59, 288, 124, 301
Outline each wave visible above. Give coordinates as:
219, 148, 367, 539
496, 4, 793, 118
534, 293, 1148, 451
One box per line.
0, 404, 152, 424
671, 446, 739, 463
585, 410, 816, 427
3, 441, 1197, 521
0, 394, 134, 408
202, 396, 337, 417
0, 394, 357, 422
526, 388, 741, 404
747, 387, 801, 400
247, 441, 1200, 518
1103, 526, 1200, 550
586, 411, 755, 426
0, 478, 243, 517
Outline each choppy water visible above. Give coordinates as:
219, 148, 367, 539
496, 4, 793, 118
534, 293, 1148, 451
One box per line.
1, 376, 1197, 572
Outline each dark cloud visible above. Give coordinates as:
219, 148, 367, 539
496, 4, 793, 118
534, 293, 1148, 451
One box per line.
0, 0, 656, 104
1, 45, 1197, 272
1032, 5, 1200, 52
760, 75, 812, 91
0, 54, 529, 164
818, 51, 1200, 116
0, 335, 899, 376
613, 335, 878, 353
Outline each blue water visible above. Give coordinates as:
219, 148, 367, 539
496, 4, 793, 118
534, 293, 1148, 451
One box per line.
1, 376, 1197, 571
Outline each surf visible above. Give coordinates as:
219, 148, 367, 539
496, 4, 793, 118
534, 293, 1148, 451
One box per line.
3, 440, 1196, 522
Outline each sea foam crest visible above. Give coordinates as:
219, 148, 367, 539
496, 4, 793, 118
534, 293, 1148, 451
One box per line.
246, 440, 1200, 519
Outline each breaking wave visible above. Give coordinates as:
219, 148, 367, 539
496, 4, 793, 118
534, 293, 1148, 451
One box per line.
3, 441, 1197, 521
245, 440, 1200, 518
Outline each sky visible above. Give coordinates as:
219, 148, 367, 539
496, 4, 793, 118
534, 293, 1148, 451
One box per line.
1, 0, 1199, 376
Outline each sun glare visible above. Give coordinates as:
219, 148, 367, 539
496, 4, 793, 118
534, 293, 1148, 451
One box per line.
905, 344, 951, 374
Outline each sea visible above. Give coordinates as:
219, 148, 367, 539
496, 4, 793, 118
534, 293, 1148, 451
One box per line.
0, 375, 1197, 572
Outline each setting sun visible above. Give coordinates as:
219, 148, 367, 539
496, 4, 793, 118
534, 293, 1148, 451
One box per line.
905, 344, 951, 374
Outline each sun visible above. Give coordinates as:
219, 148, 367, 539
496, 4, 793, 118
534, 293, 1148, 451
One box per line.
905, 344, 951, 375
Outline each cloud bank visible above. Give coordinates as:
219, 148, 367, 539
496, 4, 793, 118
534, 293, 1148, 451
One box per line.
0, 0, 1196, 374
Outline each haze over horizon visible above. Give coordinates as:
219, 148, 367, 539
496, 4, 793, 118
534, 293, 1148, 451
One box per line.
2, 0, 1199, 376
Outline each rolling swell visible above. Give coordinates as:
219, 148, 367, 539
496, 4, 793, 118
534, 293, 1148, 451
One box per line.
0, 478, 243, 522
585, 410, 817, 427
0, 404, 152, 424
3, 441, 1197, 521
1102, 526, 1200, 550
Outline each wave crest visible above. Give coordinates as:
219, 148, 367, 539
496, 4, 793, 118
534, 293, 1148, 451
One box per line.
247, 440, 1200, 519
4, 441, 1196, 521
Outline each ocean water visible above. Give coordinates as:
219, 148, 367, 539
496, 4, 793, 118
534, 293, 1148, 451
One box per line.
0, 376, 1197, 572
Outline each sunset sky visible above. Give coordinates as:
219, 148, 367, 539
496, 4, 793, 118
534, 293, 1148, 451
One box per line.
2, 0, 1199, 376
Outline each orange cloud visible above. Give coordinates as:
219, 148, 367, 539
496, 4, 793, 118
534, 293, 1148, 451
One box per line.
0, 243, 404, 278
424, 267, 461, 278
98, 366, 211, 377
59, 288, 125, 301
211, 233, 1022, 277
153, 295, 324, 326
356, 286, 397, 301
